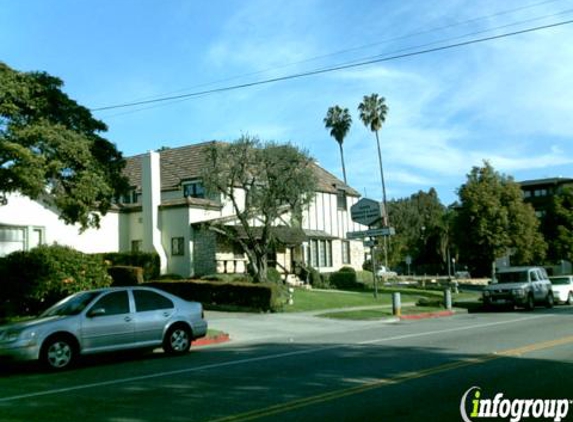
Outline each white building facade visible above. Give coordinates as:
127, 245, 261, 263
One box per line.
0, 142, 368, 279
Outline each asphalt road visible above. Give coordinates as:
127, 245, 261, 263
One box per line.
2, 306, 573, 422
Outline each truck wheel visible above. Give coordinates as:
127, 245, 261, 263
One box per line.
546, 292, 554, 309
525, 294, 535, 311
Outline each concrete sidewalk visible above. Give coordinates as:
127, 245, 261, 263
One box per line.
204, 305, 404, 345
204, 302, 463, 346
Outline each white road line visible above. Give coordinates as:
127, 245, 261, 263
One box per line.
0, 313, 554, 403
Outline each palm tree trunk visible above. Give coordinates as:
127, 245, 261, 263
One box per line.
374, 130, 389, 226
338, 142, 347, 184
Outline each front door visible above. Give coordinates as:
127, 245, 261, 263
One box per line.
81, 290, 134, 352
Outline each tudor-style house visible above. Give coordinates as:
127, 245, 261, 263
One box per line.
0, 142, 368, 280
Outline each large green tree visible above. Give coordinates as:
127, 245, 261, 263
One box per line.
542, 186, 573, 263
454, 162, 546, 276
0, 62, 128, 229
387, 188, 448, 273
323, 105, 352, 184
358, 93, 389, 225
201, 136, 317, 283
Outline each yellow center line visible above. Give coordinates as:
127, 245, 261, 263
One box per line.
207, 336, 573, 422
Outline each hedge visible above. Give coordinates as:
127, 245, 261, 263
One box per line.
148, 280, 284, 312
97, 252, 160, 280
329, 267, 361, 290
0, 244, 112, 317
108, 266, 144, 286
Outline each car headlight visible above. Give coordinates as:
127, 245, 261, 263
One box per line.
4, 329, 37, 344
512, 289, 525, 297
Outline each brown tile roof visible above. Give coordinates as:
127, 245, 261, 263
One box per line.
123, 141, 360, 197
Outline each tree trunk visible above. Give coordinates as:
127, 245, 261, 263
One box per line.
338, 142, 347, 184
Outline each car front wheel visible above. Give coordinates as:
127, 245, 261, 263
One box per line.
40, 336, 76, 370
163, 325, 191, 355
567, 292, 573, 305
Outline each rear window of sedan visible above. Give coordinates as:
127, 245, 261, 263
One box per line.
133, 290, 174, 312
550, 277, 572, 285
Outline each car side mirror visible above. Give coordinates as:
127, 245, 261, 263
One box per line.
88, 308, 106, 318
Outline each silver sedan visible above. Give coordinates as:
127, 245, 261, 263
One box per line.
0, 286, 207, 370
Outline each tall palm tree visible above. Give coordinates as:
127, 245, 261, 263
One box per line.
324, 105, 352, 184
358, 93, 389, 225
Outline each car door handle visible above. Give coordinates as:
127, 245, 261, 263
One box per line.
124, 316, 132, 322
163, 312, 170, 317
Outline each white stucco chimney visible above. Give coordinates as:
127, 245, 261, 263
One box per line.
142, 150, 168, 274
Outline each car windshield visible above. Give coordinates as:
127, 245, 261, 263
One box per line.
550, 277, 570, 285
40, 291, 102, 317
496, 271, 528, 283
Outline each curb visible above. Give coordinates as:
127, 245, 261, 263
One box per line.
399, 310, 456, 320
192, 333, 230, 347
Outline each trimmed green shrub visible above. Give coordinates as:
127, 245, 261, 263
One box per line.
0, 244, 112, 316
200, 274, 253, 283
329, 268, 361, 290
98, 252, 160, 280
148, 280, 283, 312
108, 266, 144, 286
267, 267, 283, 284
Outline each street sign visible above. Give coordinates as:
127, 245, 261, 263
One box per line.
347, 227, 395, 239
350, 198, 382, 226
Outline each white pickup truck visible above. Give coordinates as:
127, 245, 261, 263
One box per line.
482, 266, 554, 310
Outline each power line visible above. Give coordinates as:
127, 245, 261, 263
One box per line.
97, 0, 568, 107
92, 19, 573, 112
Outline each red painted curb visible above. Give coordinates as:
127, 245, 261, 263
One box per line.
192, 333, 230, 347
399, 310, 455, 320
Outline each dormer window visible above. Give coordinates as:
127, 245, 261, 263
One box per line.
183, 180, 205, 199
121, 188, 139, 204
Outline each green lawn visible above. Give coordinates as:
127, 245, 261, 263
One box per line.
284, 286, 481, 313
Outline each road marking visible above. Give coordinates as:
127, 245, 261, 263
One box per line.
0, 313, 556, 403
208, 335, 573, 422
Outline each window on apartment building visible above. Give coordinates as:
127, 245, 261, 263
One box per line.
523, 190, 532, 199
171, 237, 185, 256
122, 189, 139, 204
0, 226, 25, 257
342, 241, 351, 265
534, 189, 548, 197
183, 180, 205, 199
307, 239, 333, 268
131, 240, 142, 253
337, 189, 347, 210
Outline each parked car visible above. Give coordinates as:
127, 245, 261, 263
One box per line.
0, 286, 207, 370
549, 275, 573, 304
376, 265, 397, 279
482, 266, 554, 310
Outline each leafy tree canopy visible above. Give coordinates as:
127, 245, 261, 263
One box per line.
201, 136, 317, 283
542, 185, 573, 263
387, 188, 448, 273
0, 62, 128, 229
454, 161, 546, 276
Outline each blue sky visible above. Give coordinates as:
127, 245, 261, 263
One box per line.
2, 0, 573, 205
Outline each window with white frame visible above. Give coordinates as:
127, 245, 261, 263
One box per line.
307, 239, 333, 268
342, 241, 351, 264
0, 226, 25, 257
171, 237, 185, 256
337, 189, 347, 210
